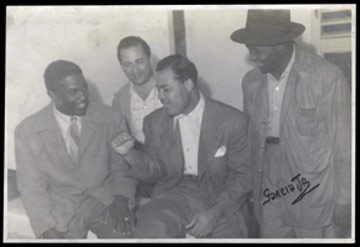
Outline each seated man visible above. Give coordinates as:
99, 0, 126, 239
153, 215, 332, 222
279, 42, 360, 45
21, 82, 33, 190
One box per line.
112, 54, 252, 238
14, 60, 137, 239
112, 36, 162, 147
112, 36, 163, 198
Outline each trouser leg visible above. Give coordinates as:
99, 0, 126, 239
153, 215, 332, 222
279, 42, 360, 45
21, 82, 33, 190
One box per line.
133, 197, 189, 238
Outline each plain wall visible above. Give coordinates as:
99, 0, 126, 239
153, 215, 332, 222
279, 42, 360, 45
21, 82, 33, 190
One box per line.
6, 6, 174, 169
5, 5, 353, 171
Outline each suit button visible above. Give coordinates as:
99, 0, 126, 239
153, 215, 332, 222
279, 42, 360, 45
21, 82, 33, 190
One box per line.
260, 144, 265, 148
256, 169, 262, 173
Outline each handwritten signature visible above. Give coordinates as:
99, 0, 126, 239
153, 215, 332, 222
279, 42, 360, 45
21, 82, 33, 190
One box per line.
262, 173, 320, 206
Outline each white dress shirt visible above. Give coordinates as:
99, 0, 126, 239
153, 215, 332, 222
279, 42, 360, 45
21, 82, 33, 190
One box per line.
266, 47, 295, 137
174, 93, 205, 176
129, 79, 163, 144
53, 106, 82, 154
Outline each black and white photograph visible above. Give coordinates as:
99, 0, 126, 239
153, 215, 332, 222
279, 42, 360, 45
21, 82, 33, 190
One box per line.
4, 4, 355, 243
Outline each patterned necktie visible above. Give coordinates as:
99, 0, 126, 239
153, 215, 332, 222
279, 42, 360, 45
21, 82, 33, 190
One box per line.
69, 116, 80, 164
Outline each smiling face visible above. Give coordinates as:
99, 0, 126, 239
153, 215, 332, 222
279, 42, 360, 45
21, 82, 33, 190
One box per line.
119, 45, 153, 86
246, 45, 283, 74
155, 67, 191, 117
50, 73, 89, 116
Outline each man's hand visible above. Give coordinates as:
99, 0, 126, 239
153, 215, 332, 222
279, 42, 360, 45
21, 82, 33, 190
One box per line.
41, 228, 65, 239
335, 204, 351, 238
103, 195, 135, 237
185, 205, 223, 238
111, 131, 135, 155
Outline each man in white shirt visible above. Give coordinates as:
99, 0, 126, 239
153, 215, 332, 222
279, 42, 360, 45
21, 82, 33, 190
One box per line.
231, 9, 351, 238
112, 36, 162, 146
112, 54, 252, 238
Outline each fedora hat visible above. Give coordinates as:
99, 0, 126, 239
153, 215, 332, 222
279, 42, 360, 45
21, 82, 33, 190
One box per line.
231, 9, 305, 46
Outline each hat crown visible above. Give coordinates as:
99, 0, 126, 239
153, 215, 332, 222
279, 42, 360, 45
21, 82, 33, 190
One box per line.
230, 9, 305, 45
246, 9, 292, 33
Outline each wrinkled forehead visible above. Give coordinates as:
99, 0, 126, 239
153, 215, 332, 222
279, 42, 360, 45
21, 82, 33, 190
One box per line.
120, 45, 148, 61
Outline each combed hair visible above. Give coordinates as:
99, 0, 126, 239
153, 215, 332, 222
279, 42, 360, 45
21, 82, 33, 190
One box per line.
44, 60, 82, 91
156, 54, 198, 85
117, 36, 151, 62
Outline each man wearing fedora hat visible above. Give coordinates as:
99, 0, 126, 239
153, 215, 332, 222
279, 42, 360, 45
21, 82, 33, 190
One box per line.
231, 9, 351, 238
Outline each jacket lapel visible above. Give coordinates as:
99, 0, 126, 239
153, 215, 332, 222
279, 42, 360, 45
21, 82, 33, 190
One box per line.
253, 75, 270, 141
279, 70, 299, 134
39, 104, 75, 167
279, 45, 315, 135
120, 83, 131, 121
79, 105, 96, 161
198, 98, 222, 179
160, 114, 184, 174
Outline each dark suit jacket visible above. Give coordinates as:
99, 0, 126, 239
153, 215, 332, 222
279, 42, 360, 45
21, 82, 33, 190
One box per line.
15, 102, 137, 237
124, 96, 252, 217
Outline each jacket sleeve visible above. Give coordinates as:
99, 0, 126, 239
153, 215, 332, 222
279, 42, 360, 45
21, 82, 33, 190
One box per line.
108, 112, 138, 206
215, 116, 252, 216
14, 126, 56, 238
123, 115, 164, 183
326, 71, 351, 205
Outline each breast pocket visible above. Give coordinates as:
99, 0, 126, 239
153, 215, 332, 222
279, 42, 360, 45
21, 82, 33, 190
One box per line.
295, 106, 318, 137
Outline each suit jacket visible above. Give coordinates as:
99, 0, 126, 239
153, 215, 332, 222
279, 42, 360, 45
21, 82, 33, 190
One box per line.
124, 96, 252, 218
242, 45, 351, 228
112, 82, 131, 124
15, 102, 137, 237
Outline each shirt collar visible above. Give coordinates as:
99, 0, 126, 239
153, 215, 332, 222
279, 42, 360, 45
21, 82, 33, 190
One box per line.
129, 75, 158, 102
174, 92, 205, 130
53, 105, 82, 133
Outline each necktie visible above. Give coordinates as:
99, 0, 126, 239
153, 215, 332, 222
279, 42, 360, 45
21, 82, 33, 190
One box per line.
69, 116, 80, 164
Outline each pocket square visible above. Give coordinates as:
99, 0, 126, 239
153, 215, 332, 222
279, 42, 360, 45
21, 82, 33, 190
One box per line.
214, 145, 226, 157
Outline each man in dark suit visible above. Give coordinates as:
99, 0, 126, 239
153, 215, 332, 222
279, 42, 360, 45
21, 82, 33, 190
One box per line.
15, 60, 137, 238
112, 54, 252, 238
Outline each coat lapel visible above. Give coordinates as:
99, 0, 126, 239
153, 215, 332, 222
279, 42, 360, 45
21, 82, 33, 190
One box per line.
160, 114, 184, 174
279, 70, 299, 134
39, 105, 75, 167
253, 76, 270, 140
79, 106, 96, 161
198, 98, 223, 179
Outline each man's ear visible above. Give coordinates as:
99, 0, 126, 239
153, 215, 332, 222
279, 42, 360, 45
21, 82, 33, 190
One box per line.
184, 79, 194, 92
47, 90, 59, 103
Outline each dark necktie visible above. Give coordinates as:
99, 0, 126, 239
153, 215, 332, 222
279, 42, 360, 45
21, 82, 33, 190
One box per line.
69, 116, 80, 163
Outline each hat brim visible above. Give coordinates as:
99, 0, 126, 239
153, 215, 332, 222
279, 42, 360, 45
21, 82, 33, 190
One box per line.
231, 22, 305, 46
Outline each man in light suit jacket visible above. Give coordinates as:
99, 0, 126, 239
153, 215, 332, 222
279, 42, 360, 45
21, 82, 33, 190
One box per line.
112, 54, 252, 238
112, 36, 162, 146
231, 10, 351, 238
15, 60, 137, 239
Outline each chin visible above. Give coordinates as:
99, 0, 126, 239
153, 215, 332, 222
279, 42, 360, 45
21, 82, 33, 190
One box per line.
74, 108, 88, 116
165, 108, 175, 117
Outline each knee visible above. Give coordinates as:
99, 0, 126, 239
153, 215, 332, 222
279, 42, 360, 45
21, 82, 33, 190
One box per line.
133, 218, 168, 238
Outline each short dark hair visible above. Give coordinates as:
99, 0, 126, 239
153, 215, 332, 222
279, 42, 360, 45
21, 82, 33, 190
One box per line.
117, 36, 151, 62
44, 60, 82, 91
156, 54, 198, 85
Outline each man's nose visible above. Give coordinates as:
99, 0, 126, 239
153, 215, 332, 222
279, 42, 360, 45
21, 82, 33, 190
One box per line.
249, 52, 257, 62
158, 90, 164, 100
78, 90, 88, 100
133, 65, 139, 73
